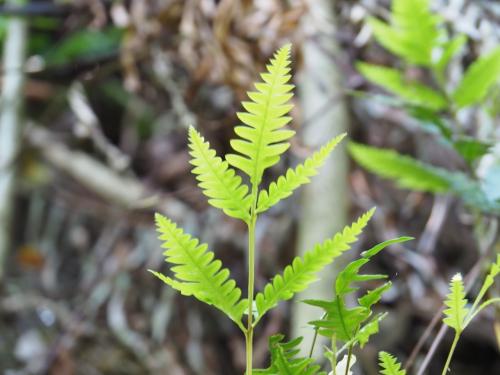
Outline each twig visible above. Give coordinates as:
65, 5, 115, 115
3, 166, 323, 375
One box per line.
0, 0, 28, 281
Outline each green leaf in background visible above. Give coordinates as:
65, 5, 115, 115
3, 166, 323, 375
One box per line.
435, 34, 467, 72
44, 27, 123, 66
409, 107, 452, 140
357, 63, 447, 110
378, 351, 406, 375
348, 142, 452, 193
453, 137, 491, 164
369, 0, 440, 66
452, 47, 500, 108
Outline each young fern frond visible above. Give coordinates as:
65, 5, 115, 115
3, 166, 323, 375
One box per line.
253, 208, 375, 325
188, 127, 251, 221
226, 44, 295, 186
253, 335, 324, 375
306, 237, 410, 342
151, 213, 247, 330
256, 133, 346, 213
378, 351, 406, 375
443, 273, 469, 333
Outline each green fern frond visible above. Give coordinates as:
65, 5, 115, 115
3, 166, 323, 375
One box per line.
356, 63, 447, 110
443, 273, 469, 333
253, 335, 324, 375
253, 208, 375, 324
151, 213, 247, 329
452, 47, 500, 108
370, 0, 440, 66
226, 44, 295, 186
188, 127, 251, 221
348, 142, 452, 193
378, 351, 406, 375
307, 299, 369, 341
256, 133, 346, 213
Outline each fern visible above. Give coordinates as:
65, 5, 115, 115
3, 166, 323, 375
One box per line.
226, 44, 295, 186
253, 335, 325, 375
257, 133, 346, 213
150, 213, 247, 329
348, 142, 452, 193
452, 47, 500, 108
188, 127, 251, 221
379, 351, 406, 375
443, 273, 469, 333
357, 63, 447, 110
369, 0, 440, 66
253, 208, 375, 324
307, 237, 411, 342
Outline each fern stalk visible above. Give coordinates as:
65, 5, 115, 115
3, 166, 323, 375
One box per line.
344, 345, 354, 375
246, 199, 257, 374
441, 332, 460, 375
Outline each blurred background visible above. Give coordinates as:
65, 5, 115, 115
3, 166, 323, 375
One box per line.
0, 0, 499, 374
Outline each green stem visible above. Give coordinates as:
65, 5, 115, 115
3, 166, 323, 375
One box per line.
344, 345, 353, 375
246, 185, 258, 375
308, 312, 326, 358
441, 332, 460, 375
330, 335, 338, 375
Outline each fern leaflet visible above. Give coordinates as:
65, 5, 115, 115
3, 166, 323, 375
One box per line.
369, 0, 440, 66
356, 63, 447, 110
378, 351, 406, 375
253, 209, 375, 324
188, 127, 251, 221
253, 335, 324, 375
257, 133, 346, 213
151, 213, 247, 330
226, 44, 295, 185
348, 142, 452, 193
443, 273, 469, 333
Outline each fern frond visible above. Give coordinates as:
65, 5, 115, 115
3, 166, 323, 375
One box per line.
151, 213, 247, 329
452, 47, 500, 108
253, 335, 324, 375
378, 351, 406, 375
370, 0, 440, 66
256, 133, 346, 213
226, 44, 295, 186
348, 142, 452, 193
188, 127, 251, 221
356, 63, 447, 110
253, 208, 375, 324
307, 299, 369, 341
443, 273, 469, 333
